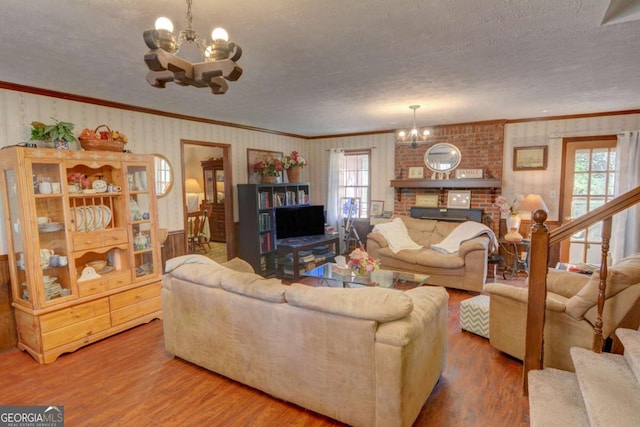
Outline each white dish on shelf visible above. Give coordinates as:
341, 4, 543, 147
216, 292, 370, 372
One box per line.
92, 179, 107, 193
39, 222, 64, 232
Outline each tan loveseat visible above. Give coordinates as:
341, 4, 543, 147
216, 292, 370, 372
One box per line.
162, 255, 449, 427
486, 253, 640, 371
367, 216, 493, 292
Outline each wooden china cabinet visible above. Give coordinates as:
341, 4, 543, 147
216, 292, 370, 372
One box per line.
201, 158, 226, 242
0, 147, 162, 363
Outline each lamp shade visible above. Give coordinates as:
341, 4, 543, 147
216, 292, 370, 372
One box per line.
185, 178, 202, 193
519, 194, 549, 213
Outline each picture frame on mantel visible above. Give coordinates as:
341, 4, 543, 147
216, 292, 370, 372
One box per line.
513, 145, 548, 171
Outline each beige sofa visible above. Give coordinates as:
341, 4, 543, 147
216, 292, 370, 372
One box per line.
162, 255, 449, 427
486, 253, 640, 371
367, 216, 494, 292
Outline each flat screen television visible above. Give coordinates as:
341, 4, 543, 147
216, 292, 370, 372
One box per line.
275, 205, 325, 240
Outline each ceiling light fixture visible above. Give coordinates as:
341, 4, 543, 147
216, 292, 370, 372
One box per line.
143, 0, 242, 94
396, 105, 431, 148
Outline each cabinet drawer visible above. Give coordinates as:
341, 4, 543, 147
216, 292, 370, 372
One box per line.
77, 278, 109, 298
111, 296, 161, 326
109, 282, 161, 310
103, 228, 128, 246
107, 271, 132, 290
72, 228, 128, 251
40, 299, 111, 350
40, 299, 110, 333
42, 314, 111, 350
72, 233, 103, 251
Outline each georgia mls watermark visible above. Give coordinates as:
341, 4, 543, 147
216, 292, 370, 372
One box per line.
0, 406, 64, 427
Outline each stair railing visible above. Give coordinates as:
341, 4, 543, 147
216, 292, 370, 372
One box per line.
523, 185, 640, 394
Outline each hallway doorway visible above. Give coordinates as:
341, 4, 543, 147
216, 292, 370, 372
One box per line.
180, 139, 235, 260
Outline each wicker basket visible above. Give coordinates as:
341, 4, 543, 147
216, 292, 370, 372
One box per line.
79, 125, 125, 152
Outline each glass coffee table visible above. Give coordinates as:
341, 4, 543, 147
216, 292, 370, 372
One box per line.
302, 263, 430, 290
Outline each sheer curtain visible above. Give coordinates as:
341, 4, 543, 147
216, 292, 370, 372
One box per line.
326, 149, 345, 253
612, 130, 640, 261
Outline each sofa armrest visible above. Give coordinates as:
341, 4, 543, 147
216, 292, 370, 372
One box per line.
457, 235, 489, 257
485, 282, 567, 312
366, 232, 389, 258
375, 286, 448, 346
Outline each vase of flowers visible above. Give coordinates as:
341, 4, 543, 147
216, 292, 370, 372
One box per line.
282, 151, 308, 183
67, 172, 91, 192
348, 245, 380, 276
252, 154, 283, 182
496, 194, 524, 242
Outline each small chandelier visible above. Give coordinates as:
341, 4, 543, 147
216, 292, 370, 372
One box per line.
396, 105, 431, 148
143, 0, 242, 94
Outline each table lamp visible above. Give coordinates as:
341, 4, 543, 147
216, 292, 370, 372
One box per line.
519, 194, 549, 238
185, 178, 202, 212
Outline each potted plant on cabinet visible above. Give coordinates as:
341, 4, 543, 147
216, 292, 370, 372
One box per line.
30, 118, 78, 149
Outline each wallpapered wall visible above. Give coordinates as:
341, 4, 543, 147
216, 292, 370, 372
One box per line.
504, 114, 640, 221
0, 88, 638, 254
0, 89, 300, 254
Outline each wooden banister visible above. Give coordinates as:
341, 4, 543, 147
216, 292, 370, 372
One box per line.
523, 185, 640, 395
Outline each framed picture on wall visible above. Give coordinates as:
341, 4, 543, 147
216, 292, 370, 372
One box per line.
447, 191, 471, 209
415, 194, 439, 207
247, 149, 283, 184
408, 167, 424, 179
513, 145, 548, 171
370, 200, 384, 217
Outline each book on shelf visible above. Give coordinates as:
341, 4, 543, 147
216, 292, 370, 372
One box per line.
259, 212, 271, 231
258, 191, 271, 209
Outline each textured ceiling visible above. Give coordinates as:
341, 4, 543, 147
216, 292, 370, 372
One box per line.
1, 0, 639, 137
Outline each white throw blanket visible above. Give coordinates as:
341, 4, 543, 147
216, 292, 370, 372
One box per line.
430, 221, 498, 254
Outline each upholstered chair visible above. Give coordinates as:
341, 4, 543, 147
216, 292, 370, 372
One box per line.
486, 253, 640, 371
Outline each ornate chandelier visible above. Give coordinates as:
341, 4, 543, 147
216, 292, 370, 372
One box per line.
143, 0, 243, 94
395, 105, 431, 148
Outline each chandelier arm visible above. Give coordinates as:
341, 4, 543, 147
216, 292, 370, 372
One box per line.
143, 29, 160, 50
229, 43, 242, 62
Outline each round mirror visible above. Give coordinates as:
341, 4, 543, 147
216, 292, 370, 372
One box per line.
423, 143, 461, 173
153, 154, 174, 198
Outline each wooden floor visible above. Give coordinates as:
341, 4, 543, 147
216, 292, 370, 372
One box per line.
0, 277, 529, 426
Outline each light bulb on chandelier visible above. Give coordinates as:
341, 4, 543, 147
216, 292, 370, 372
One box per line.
396, 105, 431, 148
143, 0, 243, 94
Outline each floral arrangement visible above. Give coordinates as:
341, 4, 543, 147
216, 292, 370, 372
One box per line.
347, 245, 380, 275
282, 150, 308, 170
495, 194, 524, 215
67, 172, 91, 189
252, 154, 283, 177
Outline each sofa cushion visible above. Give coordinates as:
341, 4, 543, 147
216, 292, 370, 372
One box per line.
221, 257, 255, 273
165, 254, 221, 273
285, 283, 413, 322
565, 254, 640, 319
167, 263, 228, 289
415, 249, 465, 268
221, 272, 287, 303
372, 217, 422, 254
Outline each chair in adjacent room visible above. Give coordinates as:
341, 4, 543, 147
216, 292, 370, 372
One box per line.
187, 210, 210, 253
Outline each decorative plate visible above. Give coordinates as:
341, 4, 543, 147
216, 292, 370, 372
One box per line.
92, 179, 107, 193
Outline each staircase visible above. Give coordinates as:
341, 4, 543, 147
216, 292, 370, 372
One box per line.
528, 328, 640, 426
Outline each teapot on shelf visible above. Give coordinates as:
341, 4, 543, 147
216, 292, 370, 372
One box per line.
40, 248, 54, 268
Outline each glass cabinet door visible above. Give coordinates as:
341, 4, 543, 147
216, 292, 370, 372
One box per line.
30, 162, 73, 306
126, 164, 158, 280
204, 169, 214, 203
